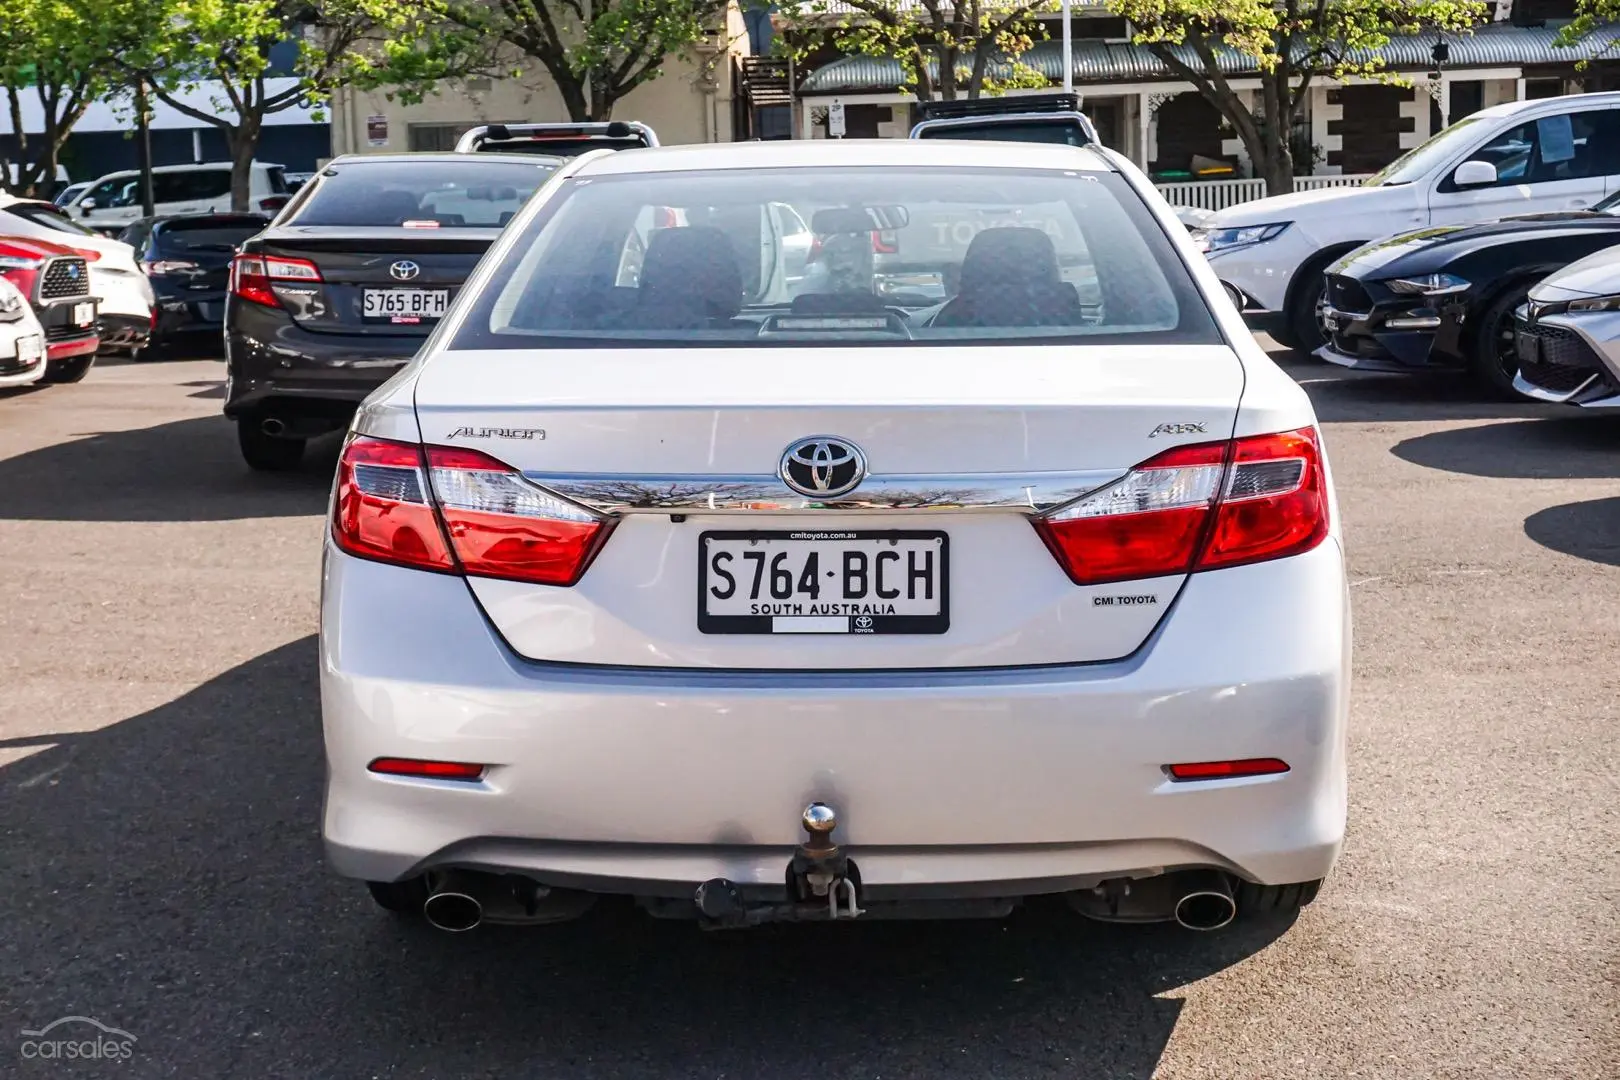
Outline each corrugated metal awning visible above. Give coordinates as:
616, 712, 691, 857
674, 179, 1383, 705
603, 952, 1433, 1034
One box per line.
798, 21, 1620, 95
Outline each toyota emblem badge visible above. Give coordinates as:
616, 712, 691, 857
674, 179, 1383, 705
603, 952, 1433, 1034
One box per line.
779, 436, 867, 498
389, 260, 421, 281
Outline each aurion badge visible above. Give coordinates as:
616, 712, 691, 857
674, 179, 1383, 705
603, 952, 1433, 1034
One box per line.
779, 436, 866, 498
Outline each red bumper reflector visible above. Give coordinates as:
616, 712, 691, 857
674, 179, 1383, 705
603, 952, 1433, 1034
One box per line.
1165, 758, 1290, 781
367, 757, 486, 781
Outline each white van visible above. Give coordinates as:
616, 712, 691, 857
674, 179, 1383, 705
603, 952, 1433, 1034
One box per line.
1201, 91, 1620, 349
70, 162, 290, 231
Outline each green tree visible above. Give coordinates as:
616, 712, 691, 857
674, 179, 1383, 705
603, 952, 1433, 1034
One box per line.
409, 0, 732, 122
1556, 1, 1620, 52
1105, 0, 1483, 194
130, 0, 441, 211
781, 0, 1055, 102
0, 0, 147, 197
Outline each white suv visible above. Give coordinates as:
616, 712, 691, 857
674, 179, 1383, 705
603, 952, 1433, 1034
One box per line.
1203, 91, 1620, 349
69, 163, 290, 232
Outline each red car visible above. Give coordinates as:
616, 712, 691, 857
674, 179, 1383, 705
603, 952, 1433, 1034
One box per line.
0, 234, 99, 383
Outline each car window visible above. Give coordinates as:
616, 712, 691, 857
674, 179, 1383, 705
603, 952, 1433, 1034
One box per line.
267, 166, 289, 194
156, 170, 232, 203
4, 202, 98, 236
1438, 110, 1616, 191
118, 221, 154, 251
86, 176, 139, 208
288, 159, 554, 227
451, 166, 1215, 349
156, 217, 266, 252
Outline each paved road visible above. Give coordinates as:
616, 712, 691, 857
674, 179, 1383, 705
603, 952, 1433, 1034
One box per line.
1, 351, 1615, 1079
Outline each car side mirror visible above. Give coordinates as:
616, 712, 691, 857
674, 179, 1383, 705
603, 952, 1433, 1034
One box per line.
1451, 160, 1498, 188
78, 198, 96, 215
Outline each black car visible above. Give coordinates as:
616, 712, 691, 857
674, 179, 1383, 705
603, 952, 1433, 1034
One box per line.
223, 152, 559, 470
119, 214, 270, 359
454, 121, 658, 156
1317, 190, 1620, 396
909, 92, 1100, 146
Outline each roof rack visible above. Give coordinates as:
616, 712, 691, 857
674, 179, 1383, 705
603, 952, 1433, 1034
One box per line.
455, 121, 659, 155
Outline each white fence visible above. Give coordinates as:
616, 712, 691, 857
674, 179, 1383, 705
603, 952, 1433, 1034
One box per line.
1155, 174, 1373, 213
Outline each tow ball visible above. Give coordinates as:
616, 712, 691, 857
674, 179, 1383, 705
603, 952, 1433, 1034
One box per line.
693, 802, 865, 927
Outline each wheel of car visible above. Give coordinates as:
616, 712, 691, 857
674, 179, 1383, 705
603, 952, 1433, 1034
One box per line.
237, 419, 306, 472
1469, 284, 1535, 399
41, 354, 95, 384
366, 878, 429, 915
1284, 260, 1336, 354
1234, 878, 1322, 918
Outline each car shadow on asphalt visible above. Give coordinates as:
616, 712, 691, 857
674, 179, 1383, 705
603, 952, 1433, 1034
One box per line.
1524, 496, 1620, 567
1, 637, 1294, 1079
1390, 415, 1620, 480
1267, 350, 1571, 425
0, 415, 339, 522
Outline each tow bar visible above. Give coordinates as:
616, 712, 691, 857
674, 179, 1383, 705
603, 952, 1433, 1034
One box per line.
693, 802, 865, 928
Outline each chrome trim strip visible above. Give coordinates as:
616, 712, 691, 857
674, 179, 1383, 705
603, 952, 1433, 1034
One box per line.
1511, 369, 1598, 404
524, 471, 1124, 515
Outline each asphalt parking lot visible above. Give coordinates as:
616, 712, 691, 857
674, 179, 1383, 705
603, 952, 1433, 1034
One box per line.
2, 349, 1616, 1079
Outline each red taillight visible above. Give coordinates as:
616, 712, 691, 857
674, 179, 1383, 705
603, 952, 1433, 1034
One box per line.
332, 437, 454, 572
1034, 427, 1328, 586
229, 253, 320, 308
332, 436, 609, 586
0, 253, 43, 299
368, 757, 486, 781
259, 195, 290, 211
1166, 758, 1290, 781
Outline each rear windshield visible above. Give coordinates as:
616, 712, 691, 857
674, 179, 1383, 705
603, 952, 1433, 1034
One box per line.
157, 217, 266, 252
449, 166, 1215, 349
3, 201, 98, 237
477, 138, 647, 157
288, 160, 554, 227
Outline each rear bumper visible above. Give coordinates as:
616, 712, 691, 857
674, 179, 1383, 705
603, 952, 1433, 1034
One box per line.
321, 539, 1351, 895
97, 312, 151, 351
224, 300, 420, 420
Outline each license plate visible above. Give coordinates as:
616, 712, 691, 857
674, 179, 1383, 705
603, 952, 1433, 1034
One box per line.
699, 530, 949, 635
15, 333, 41, 364
362, 288, 448, 321
72, 302, 93, 327
1516, 332, 1539, 365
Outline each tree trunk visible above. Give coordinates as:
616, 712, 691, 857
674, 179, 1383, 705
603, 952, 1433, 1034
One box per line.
590, 78, 610, 121
1253, 73, 1294, 196
228, 117, 261, 212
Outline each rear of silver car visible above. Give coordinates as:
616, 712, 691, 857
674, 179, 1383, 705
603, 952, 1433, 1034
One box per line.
319, 143, 1349, 932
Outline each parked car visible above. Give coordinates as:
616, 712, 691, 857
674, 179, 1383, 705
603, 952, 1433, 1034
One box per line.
1316, 189, 1620, 395
0, 275, 48, 389
909, 92, 1100, 146
118, 213, 268, 359
284, 171, 315, 193
1200, 91, 1620, 351
321, 139, 1348, 936
69, 162, 290, 233
0, 235, 100, 382
454, 121, 657, 156
53, 181, 92, 209
224, 152, 558, 470
0, 192, 155, 353
1512, 243, 1620, 405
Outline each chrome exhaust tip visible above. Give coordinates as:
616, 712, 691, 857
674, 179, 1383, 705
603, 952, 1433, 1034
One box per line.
423, 874, 484, 932
1173, 870, 1236, 931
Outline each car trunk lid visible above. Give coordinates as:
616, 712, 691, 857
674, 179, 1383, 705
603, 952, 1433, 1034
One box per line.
411, 344, 1246, 669
250, 226, 498, 337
